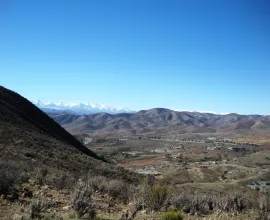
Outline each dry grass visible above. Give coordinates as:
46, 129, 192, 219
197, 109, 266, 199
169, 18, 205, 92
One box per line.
120, 158, 165, 168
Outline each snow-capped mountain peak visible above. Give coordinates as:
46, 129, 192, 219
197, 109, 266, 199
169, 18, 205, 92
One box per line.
32, 100, 134, 114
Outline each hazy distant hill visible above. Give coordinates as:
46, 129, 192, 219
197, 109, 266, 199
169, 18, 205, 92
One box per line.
47, 108, 270, 136
33, 100, 134, 114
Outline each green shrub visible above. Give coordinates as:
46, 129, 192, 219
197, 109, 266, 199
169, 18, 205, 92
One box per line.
161, 209, 184, 220
139, 178, 172, 211
149, 185, 172, 210
200, 157, 215, 162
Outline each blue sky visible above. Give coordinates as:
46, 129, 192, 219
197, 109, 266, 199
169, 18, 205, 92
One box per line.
1, 0, 269, 114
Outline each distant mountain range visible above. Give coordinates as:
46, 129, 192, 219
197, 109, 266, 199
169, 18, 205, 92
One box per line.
32, 100, 134, 114
47, 108, 270, 137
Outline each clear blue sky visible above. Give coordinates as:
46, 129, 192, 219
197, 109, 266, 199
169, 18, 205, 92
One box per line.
1, 0, 269, 114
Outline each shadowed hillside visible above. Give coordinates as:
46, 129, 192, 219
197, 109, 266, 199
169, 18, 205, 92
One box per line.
0, 86, 141, 182
0, 86, 100, 159
0, 86, 144, 219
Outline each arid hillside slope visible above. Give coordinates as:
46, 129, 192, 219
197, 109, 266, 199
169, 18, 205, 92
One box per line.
48, 108, 270, 138
0, 86, 140, 182
0, 86, 100, 159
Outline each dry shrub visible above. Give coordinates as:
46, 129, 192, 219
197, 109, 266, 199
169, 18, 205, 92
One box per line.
258, 192, 270, 220
167, 189, 255, 215
52, 172, 76, 189
130, 195, 142, 220
70, 180, 96, 218
218, 190, 253, 213
88, 175, 133, 202
88, 176, 107, 192
106, 179, 130, 202
35, 167, 48, 185
30, 198, 60, 219
0, 161, 28, 199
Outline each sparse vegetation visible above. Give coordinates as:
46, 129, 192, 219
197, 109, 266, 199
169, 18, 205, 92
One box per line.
161, 208, 184, 220
84, 175, 134, 202
52, 172, 76, 189
0, 161, 28, 199
35, 168, 48, 185
167, 188, 256, 215
258, 192, 270, 220
30, 198, 59, 219
148, 185, 172, 211
70, 181, 96, 219
1, 86, 270, 219
138, 179, 172, 211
